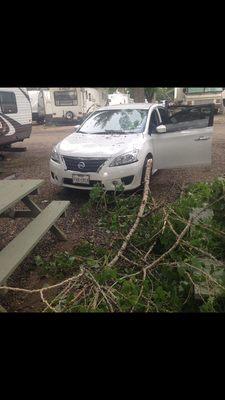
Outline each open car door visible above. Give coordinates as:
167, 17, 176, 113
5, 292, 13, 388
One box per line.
152, 105, 214, 170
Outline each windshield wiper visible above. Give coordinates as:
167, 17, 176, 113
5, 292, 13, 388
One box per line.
105, 129, 126, 134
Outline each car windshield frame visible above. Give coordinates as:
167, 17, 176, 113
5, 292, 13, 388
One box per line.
77, 108, 149, 135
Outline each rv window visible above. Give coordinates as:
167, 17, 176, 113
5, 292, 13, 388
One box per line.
187, 88, 223, 94
54, 90, 78, 106
0, 91, 17, 114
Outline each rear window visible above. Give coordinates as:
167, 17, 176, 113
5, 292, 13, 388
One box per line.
0, 91, 17, 114
158, 105, 213, 132
54, 90, 78, 106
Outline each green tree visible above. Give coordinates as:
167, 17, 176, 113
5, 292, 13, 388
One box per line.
107, 87, 175, 103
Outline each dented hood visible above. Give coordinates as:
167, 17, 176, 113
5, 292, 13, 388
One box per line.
58, 131, 143, 158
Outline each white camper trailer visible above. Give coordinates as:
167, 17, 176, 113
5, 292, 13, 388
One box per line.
27, 90, 40, 123
38, 89, 52, 124
222, 90, 225, 106
108, 91, 133, 105
84, 88, 108, 113
38, 88, 108, 124
0, 88, 32, 148
174, 88, 224, 114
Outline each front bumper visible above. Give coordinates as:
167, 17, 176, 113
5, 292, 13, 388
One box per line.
50, 158, 143, 191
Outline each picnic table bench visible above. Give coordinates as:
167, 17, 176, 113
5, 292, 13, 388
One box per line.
0, 179, 70, 285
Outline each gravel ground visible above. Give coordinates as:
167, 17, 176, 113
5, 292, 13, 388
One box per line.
0, 116, 225, 311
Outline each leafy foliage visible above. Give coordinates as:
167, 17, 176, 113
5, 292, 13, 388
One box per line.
37, 178, 225, 313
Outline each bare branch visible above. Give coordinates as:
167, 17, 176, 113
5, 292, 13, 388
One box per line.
108, 159, 152, 268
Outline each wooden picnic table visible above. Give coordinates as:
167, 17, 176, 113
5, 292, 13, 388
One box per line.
0, 179, 44, 216
0, 179, 70, 285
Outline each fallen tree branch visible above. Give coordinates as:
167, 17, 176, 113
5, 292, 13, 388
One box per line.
0, 270, 85, 294
144, 216, 193, 273
108, 159, 153, 268
167, 214, 224, 266
85, 270, 114, 312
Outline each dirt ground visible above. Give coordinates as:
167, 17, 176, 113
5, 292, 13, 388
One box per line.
1, 116, 225, 312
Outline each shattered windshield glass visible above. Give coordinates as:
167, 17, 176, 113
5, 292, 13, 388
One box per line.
78, 109, 148, 134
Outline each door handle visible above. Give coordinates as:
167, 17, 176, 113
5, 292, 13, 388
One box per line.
195, 136, 210, 141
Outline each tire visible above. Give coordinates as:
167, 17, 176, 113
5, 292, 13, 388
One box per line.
141, 155, 153, 187
37, 117, 44, 125
65, 111, 74, 120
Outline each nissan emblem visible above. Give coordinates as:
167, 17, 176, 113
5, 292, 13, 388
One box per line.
78, 161, 85, 170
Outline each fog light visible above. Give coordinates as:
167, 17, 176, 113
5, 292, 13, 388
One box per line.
113, 180, 120, 186
121, 176, 134, 185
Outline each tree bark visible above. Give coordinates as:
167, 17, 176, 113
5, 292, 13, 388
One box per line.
132, 88, 145, 102
118, 88, 126, 94
145, 88, 156, 102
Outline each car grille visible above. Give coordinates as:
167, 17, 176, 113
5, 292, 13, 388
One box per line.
63, 156, 107, 172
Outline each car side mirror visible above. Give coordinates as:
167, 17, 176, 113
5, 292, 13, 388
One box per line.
74, 125, 81, 132
156, 124, 167, 134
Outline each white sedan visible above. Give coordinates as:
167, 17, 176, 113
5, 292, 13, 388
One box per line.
50, 103, 214, 191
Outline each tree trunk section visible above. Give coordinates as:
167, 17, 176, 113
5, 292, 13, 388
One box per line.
118, 88, 126, 94
133, 88, 145, 103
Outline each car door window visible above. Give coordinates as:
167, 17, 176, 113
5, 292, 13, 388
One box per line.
158, 107, 170, 125
158, 105, 214, 133
149, 110, 160, 134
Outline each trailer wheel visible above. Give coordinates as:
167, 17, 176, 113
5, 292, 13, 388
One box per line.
65, 111, 74, 120
37, 117, 45, 125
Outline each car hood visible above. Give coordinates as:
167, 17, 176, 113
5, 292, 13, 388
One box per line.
57, 132, 144, 158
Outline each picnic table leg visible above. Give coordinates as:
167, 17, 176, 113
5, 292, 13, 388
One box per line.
22, 196, 67, 241
0, 304, 7, 313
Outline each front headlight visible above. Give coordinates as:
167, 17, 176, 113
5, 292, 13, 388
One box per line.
51, 148, 61, 164
109, 150, 139, 167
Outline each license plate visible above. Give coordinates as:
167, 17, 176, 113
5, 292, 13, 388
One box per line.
72, 174, 90, 185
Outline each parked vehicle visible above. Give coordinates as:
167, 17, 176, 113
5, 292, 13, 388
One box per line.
27, 90, 40, 123
50, 103, 214, 192
108, 91, 134, 105
0, 88, 32, 148
38, 89, 52, 124
40, 88, 108, 124
222, 90, 225, 107
174, 88, 224, 114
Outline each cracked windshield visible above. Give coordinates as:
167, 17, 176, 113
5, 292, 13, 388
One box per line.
78, 109, 148, 134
